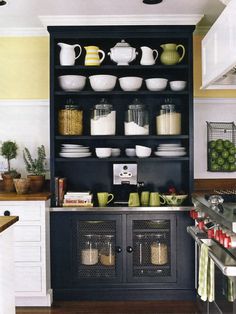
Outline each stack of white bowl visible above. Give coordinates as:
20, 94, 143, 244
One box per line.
59, 144, 92, 158
154, 143, 186, 157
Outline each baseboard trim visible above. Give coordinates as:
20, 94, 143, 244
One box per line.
15, 289, 53, 307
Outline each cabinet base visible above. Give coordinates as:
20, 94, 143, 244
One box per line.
15, 289, 53, 307
53, 289, 196, 301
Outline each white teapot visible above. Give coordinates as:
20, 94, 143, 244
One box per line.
108, 40, 138, 66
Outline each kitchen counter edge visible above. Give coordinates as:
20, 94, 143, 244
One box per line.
50, 206, 192, 212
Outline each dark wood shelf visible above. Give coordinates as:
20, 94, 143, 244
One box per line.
55, 64, 188, 70
55, 157, 190, 162
55, 90, 189, 96
55, 135, 189, 140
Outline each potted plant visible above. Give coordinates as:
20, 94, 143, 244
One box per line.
23, 145, 47, 193
0, 140, 21, 192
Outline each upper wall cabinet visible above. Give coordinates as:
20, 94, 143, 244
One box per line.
201, 0, 236, 89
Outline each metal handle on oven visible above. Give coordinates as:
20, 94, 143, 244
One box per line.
187, 226, 236, 277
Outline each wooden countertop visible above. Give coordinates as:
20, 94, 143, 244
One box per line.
0, 216, 19, 233
0, 192, 51, 201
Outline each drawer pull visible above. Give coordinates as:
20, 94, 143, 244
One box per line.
4, 210, 10, 216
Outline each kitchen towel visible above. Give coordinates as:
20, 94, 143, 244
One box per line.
198, 243, 215, 302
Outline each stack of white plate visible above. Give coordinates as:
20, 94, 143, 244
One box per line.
154, 143, 186, 157
59, 144, 92, 158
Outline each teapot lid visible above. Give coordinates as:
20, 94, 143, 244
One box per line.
114, 39, 131, 48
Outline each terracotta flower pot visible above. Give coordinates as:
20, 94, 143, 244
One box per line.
27, 175, 45, 193
2, 173, 21, 192
13, 178, 31, 194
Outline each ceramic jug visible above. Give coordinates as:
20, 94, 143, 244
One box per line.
57, 43, 82, 66
160, 43, 185, 65
140, 46, 158, 65
84, 46, 105, 66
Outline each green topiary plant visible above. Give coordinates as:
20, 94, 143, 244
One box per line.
0, 140, 20, 178
23, 145, 47, 176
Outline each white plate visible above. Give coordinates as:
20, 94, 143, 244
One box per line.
59, 152, 92, 158
159, 143, 181, 147
154, 151, 186, 157
157, 147, 185, 151
61, 148, 90, 153
61, 144, 83, 148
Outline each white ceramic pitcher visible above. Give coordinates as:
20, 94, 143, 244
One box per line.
140, 46, 158, 65
58, 43, 82, 66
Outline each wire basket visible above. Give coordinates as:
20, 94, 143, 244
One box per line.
207, 122, 236, 172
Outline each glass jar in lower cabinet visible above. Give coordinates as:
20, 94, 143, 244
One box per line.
81, 234, 99, 265
150, 233, 168, 265
134, 234, 149, 266
100, 235, 115, 266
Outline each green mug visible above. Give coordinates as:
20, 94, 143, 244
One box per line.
149, 192, 166, 207
128, 192, 140, 207
141, 191, 150, 206
97, 192, 114, 207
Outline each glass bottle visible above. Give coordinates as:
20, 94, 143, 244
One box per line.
124, 98, 149, 135
134, 234, 145, 266
100, 235, 115, 266
156, 99, 181, 135
58, 99, 83, 135
150, 233, 168, 265
90, 98, 116, 135
81, 234, 98, 265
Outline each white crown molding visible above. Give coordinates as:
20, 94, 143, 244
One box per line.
194, 97, 236, 104
39, 14, 203, 27
0, 99, 49, 106
0, 14, 204, 36
0, 27, 48, 37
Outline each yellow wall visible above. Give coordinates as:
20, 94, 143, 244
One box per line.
0, 37, 49, 99
0, 35, 235, 100
193, 34, 236, 98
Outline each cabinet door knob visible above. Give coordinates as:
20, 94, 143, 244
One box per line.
126, 246, 133, 253
4, 210, 10, 216
115, 246, 122, 253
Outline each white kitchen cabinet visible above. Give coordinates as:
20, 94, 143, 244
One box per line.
0, 200, 52, 306
202, 0, 236, 89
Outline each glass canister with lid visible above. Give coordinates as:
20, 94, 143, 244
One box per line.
156, 99, 181, 135
81, 234, 99, 265
100, 235, 115, 266
124, 98, 149, 135
90, 98, 116, 135
150, 233, 168, 265
58, 99, 83, 135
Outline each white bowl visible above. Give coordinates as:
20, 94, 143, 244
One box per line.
58, 75, 86, 91
111, 148, 121, 157
89, 75, 117, 91
169, 80, 187, 91
119, 76, 143, 91
145, 78, 168, 91
125, 148, 136, 157
95, 148, 112, 158
135, 145, 152, 158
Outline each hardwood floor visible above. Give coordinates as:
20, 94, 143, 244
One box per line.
16, 301, 200, 314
